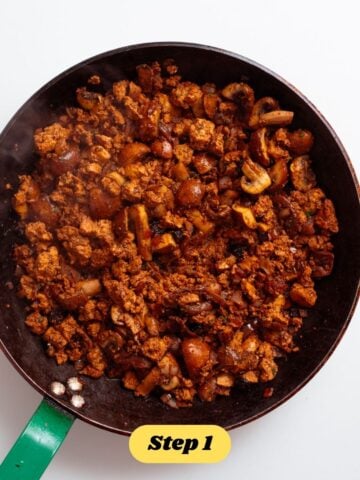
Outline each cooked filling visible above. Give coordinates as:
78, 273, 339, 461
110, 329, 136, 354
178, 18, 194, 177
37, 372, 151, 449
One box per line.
12, 60, 338, 407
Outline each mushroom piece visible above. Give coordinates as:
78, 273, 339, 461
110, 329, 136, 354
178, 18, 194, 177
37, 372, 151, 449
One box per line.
240, 157, 271, 195
151, 139, 173, 159
31, 196, 59, 228
193, 153, 216, 174
257, 110, 294, 128
117, 142, 150, 166
176, 179, 205, 207
76, 88, 102, 111
221, 82, 255, 117
266, 129, 291, 162
181, 337, 212, 378
152, 233, 177, 254
160, 376, 180, 391
232, 204, 257, 229
288, 129, 314, 155
49, 145, 81, 176
290, 155, 316, 192
249, 127, 270, 166
89, 187, 121, 219
135, 367, 161, 396
249, 97, 294, 129
269, 159, 289, 191
249, 97, 279, 128
56, 289, 88, 310
129, 204, 152, 261
98, 330, 124, 355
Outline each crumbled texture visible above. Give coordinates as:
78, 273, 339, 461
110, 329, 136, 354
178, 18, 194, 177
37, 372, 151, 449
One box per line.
13, 61, 338, 408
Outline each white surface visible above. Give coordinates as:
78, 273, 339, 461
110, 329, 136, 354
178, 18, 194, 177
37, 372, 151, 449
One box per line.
0, 0, 359, 479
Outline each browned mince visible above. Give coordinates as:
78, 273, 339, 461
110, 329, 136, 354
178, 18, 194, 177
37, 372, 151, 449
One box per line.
12, 60, 338, 407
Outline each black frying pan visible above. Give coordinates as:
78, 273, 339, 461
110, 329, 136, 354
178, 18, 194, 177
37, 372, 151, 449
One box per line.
0, 42, 359, 478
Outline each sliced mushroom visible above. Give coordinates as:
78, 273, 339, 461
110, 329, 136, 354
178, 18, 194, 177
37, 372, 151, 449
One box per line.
221, 82, 255, 117
117, 142, 150, 166
232, 204, 257, 229
160, 375, 180, 391
249, 128, 270, 166
269, 159, 289, 191
257, 110, 294, 128
249, 97, 279, 129
129, 204, 152, 261
240, 158, 271, 195
76, 88, 102, 110
290, 155, 316, 192
98, 330, 124, 355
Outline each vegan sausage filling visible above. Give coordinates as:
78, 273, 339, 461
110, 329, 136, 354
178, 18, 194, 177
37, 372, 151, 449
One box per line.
12, 60, 338, 408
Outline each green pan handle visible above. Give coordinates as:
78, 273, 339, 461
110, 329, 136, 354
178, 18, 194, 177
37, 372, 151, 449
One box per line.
0, 398, 75, 479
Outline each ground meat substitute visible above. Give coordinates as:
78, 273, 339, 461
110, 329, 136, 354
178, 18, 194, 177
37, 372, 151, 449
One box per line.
12, 60, 338, 407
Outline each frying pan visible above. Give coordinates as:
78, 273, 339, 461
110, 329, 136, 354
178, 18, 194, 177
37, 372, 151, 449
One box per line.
0, 42, 359, 479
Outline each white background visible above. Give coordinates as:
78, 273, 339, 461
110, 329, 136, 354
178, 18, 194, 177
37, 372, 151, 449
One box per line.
0, 0, 359, 479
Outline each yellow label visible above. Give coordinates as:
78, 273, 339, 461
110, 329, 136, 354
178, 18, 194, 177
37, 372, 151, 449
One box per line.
129, 424, 231, 463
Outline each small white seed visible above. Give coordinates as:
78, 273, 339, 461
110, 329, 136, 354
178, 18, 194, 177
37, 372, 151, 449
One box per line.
67, 377, 83, 392
50, 381, 66, 396
71, 394, 85, 408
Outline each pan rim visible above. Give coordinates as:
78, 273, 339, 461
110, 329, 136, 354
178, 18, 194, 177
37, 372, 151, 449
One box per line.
0, 41, 359, 435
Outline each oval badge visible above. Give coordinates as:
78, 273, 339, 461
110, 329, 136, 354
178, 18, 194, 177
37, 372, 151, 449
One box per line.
129, 424, 231, 463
